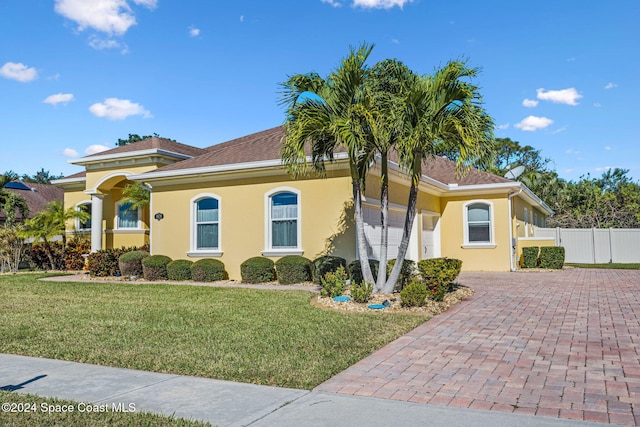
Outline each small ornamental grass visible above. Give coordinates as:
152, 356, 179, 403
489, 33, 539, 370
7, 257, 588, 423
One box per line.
320, 265, 348, 298
240, 257, 275, 283
275, 255, 312, 285
191, 259, 228, 282
142, 255, 172, 281
166, 259, 193, 281
118, 250, 149, 277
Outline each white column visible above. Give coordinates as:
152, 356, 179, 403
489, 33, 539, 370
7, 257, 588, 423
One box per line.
90, 194, 104, 252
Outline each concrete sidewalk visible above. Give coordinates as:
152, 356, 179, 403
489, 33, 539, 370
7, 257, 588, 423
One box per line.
1, 354, 611, 426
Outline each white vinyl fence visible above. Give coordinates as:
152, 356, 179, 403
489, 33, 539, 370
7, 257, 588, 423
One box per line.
535, 227, 640, 264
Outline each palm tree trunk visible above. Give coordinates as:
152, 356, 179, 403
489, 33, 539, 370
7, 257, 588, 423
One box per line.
383, 181, 418, 294
353, 179, 375, 284
375, 152, 389, 292
43, 239, 56, 271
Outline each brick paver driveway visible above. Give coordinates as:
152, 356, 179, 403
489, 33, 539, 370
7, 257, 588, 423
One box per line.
316, 269, 640, 425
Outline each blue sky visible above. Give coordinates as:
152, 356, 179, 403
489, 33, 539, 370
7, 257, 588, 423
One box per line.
1, 0, 638, 182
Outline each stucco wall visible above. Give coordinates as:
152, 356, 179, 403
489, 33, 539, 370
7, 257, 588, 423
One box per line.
440, 194, 512, 271
149, 171, 355, 280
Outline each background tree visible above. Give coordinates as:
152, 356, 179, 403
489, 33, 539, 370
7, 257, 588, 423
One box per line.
0, 224, 25, 273
20, 201, 89, 270
21, 168, 65, 184
121, 182, 150, 210
116, 133, 174, 146
0, 172, 29, 226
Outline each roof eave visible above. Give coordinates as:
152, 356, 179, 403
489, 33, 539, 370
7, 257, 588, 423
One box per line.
69, 149, 194, 166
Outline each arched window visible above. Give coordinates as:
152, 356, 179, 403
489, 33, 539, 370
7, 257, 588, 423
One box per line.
195, 197, 219, 250
270, 192, 298, 248
464, 201, 494, 245
76, 202, 91, 231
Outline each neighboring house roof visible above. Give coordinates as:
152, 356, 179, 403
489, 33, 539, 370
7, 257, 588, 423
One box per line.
0, 182, 64, 222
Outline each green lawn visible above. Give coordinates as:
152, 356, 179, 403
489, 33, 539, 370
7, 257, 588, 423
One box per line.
0, 391, 211, 427
566, 263, 640, 270
0, 273, 427, 390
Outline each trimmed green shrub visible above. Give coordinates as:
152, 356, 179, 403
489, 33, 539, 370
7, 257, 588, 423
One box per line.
387, 259, 416, 291
275, 255, 312, 285
167, 259, 193, 281
539, 246, 565, 269
240, 257, 275, 283
400, 280, 428, 307
350, 281, 373, 303
191, 258, 228, 282
142, 255, 172, 281
320, 266, 348, 298
64, 238, 91, 270
119, 250, 149, 277
417, 257, 462, 302
522, 247, 540, 268
312, 255, 347, 284
348, 259, 380, 285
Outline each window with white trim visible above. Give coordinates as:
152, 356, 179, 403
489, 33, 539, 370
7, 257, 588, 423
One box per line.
195, 197, 219, 250
76, 202, 91, 231
269, 191, 299, 249
463, 201, 494, 246
116, 202, 140, 229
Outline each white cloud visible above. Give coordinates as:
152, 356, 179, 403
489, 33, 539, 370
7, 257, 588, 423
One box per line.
43, 93, 75, 106
566, 148, 580, 155
522, 98, 538, 108
604, 82, 617, 90
85, 144, 111, 155
88, 35, 122, 50
496, 123, 510, 130
536, 88, 582, 106
189, 26, 200, 37
391, 38, 400, 44
551, 126, 567, 134
321, 0, 342, 6
565, 168, 574, 174
566, 57, 576, 62
605, 146, 612, 151
514, 116, 553, 131
63, 148, 79, 157
0, 62, 38, 82
54, 0, 157, 36
593, 102, 602, 108
240, 15, 244, 22
89, 97, 152, 120
353, 0, 413, 8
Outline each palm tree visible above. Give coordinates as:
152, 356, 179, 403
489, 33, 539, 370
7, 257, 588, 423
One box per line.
383, 60, 494, 293
20, 200, 89, 270
122, 181, 150, 210
363, 59, 414, 290
280, 43, 378, 285
0, 173, 29, 226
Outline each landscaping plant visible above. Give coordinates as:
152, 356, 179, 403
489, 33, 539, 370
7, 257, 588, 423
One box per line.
166, 259, 193, 281
400, 280, 428, 307
191, 258, 227, 282
350, 280, 373, 303
119, 250, 149, 277
275, 255, 312, 284
312, 255, 347, 284
240, 256, 275, 283
142, 255, 172, 280
320, 265, 348, 298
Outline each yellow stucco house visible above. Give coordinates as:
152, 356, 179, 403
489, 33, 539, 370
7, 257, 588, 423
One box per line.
53, 126, 554, 279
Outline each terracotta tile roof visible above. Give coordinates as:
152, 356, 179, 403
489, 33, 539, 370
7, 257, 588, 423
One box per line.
84, 137, 207, 159
148, 126, 512, 187
0, 182, 64, 222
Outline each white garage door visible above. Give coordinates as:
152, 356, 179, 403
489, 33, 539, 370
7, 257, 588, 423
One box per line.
363, 204, 406, 260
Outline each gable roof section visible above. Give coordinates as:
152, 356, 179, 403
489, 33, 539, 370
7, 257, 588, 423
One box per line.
68, 137, 208, 169
0, 182, 64, 222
